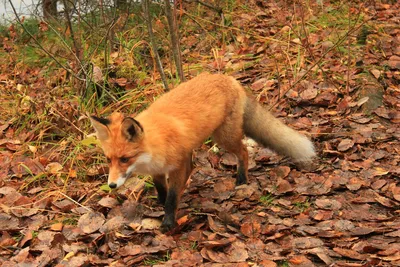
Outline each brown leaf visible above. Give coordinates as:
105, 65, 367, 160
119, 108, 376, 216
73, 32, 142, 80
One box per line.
371, 167, 389, 176
374, 194, 396, 208
45, 162, 63, 174
0, 231, 17, 247
304, 247, 334, 265
19, 230, 33, 248
119, 243, 143, 256
337, 139, 354, 152
392, 186, 400, 201
50, 222, 63, 232
100, 216, 125, 233
293, 237, 324, 249
145, 235, 176, 253
370, 69, 381, 79
78, 212, 105, 234
233, 183, 256, 201
289, 255, 314, 266
240, 220, 261, 238
300, 86, 318, 101
310, 210, 333, 221
346, 177, 364, 191
11, 157, 44, 177
98, 196, 119, 208
388, 55, 400, 69
33, 247, 61, 266
208, 215, 225, 233
52, 199, 76, 212
202, 236, 236, 249
385, 230, 400, 237
141, 218, 162, 230
93, 65, 103, 83
220, 153, 237, 166
333, 247, 367, 260
371, 179, 387, 190
251, 78, 268, 91
226, 241, 249, 262
315, 198, 342, 210
170, 251, 203, 266
350, 227, 375, 236
11, 247, 30, 264
258, 260, 277, 267
276, 178, 293, 195
269, 166, 291, 180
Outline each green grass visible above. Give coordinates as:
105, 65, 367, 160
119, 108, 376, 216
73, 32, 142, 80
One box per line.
293, 199, 311, 213
143, 251, 171, 265
277, 260, 290, 267
63, 216, 79, 226
259, 193, 276, 206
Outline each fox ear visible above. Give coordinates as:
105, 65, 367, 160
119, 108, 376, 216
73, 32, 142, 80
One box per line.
89, 115, 110, 141
121, 117, 143, 141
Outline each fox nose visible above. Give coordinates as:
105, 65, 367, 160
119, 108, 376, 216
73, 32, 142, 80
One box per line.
109, 182, 117, 189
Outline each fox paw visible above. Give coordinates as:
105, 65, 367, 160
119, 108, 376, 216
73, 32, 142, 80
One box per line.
160, 219, 176, 233
235, 177, 248, 186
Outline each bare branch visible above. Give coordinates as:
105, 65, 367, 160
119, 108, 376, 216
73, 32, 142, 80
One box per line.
164, 0, 185, 82
142, 0, 169, 91
7, 0, 85, 82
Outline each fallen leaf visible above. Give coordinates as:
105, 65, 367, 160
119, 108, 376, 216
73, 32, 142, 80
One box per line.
141, 218, 162, 230
293, 237, 324, 249
98, 196, 119, 208
370, 69, 380, 79
333, 247, 367, 260
119, 243, 143, 256
45, 162, 63, 174
78, 212, 105, 234
50, 222, 63, 231
337, 139, 354, 152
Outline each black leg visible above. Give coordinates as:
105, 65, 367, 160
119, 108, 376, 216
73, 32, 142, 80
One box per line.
161, 189, 178, 233
154, 180, 167, 205
236, 160, 248, 185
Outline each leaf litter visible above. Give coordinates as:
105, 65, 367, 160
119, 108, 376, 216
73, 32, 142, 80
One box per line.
0, 1, 400, 266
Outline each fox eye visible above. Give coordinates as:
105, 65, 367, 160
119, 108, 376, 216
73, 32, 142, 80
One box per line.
119, 157, 130, 164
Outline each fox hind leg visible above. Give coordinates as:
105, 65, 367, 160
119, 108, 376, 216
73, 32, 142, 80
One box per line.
212, 115, 249, 185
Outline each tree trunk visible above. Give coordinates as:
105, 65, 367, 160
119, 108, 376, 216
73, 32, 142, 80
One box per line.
164, 0, 185, 82
142, 0, 169, 91
42, 0, 58, 20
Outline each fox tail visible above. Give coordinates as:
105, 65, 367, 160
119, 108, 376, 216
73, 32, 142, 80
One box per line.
243, 97, 316, 163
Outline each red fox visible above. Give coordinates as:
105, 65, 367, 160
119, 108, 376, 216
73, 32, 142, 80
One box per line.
89, 73, 315, 232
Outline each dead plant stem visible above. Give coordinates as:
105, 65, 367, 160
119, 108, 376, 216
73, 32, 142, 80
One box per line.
142, 0, 169, 91
7, 0, 85, 82
164, 0, 185, 81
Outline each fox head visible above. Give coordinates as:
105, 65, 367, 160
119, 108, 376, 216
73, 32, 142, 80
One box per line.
89, 112, 152, 189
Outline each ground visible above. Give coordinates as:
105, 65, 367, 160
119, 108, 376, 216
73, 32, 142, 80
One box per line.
0, 0, 399, 266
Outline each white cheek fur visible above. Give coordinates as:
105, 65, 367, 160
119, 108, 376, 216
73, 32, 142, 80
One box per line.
135, 153, 153, 165
126, 153, 175, 175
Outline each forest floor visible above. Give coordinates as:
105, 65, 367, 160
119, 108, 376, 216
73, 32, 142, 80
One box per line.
0, 0, 399, 266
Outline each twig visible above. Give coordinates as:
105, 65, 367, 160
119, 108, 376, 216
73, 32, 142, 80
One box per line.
58, 191, 92, 212
142, 0, 169, 90
164, 0, 185, 81
62, 0, 82, 66
269, 22, 365, 111
7, 0, 85, 82
346, 3, 351, 96
184, 0, 222, 15
182, 10, 284, 45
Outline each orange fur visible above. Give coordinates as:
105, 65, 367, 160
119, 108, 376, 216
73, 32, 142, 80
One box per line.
89, 73, 316, 232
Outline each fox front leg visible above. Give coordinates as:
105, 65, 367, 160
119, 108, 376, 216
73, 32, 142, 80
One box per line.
160, 157, 192, 233
153, 174, 167, 205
